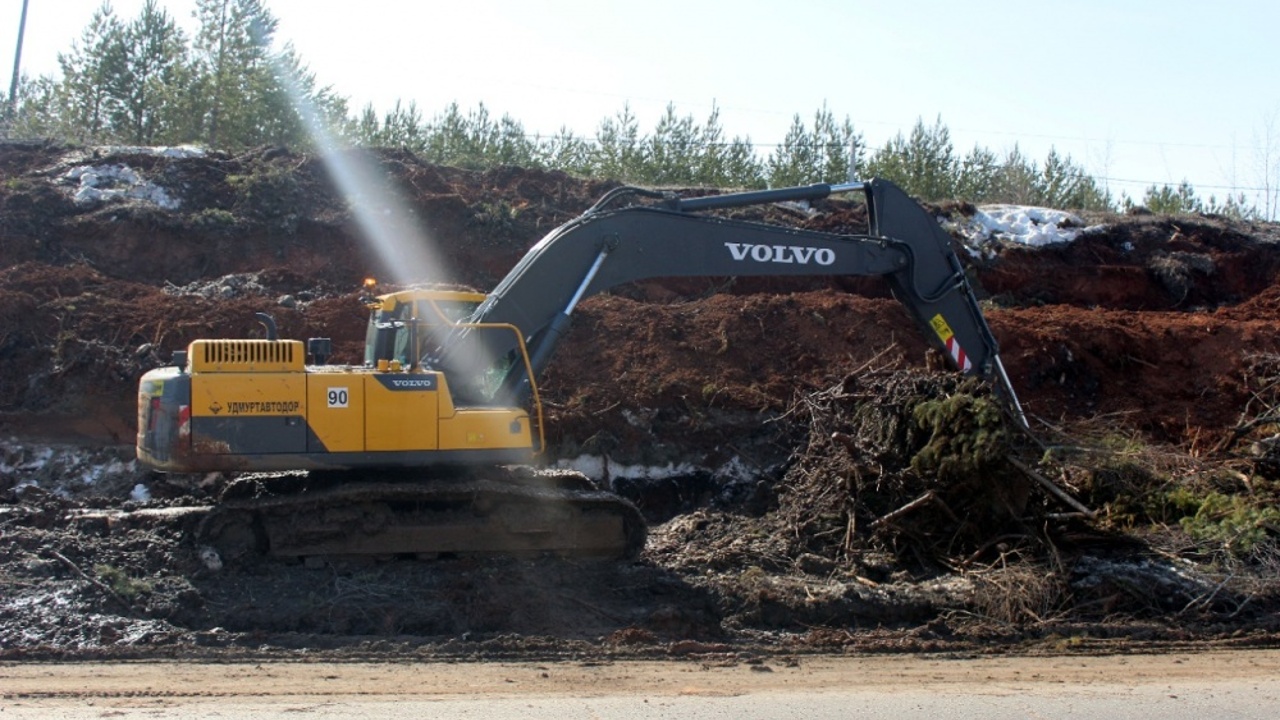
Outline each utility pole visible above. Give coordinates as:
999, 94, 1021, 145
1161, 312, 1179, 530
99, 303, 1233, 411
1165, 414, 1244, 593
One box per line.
7, 0, 30, 127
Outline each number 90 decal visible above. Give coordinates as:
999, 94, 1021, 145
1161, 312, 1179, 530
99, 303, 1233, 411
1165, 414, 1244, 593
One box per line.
327, 387, 349, 408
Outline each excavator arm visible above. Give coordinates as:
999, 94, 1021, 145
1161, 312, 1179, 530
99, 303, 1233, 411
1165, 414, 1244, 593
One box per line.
438, 178, 1023, 420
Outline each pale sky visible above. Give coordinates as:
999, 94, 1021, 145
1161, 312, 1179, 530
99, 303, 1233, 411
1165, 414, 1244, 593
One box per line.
5, 0, 1279, 208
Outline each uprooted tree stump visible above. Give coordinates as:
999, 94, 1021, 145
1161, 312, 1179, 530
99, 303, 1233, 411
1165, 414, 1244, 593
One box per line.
778, 368, 1037, 566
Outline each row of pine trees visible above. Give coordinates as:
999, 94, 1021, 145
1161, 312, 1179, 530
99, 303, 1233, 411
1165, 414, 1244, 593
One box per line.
0, 0, 1261, 217
6, 0, 344, 149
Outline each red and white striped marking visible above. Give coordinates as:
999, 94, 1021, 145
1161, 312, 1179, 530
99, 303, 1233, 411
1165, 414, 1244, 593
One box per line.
930, 313, 974, 374
945, 336, 972, 373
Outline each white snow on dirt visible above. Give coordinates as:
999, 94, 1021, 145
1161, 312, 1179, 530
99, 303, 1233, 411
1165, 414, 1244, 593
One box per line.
52, 145, 204, 210
96, 145, 206, 159
2, 440, 145, 498
556, 453, 761, 487
63, 163, 181, 209
556, 455, 697, 483
948, 205, 1109, 255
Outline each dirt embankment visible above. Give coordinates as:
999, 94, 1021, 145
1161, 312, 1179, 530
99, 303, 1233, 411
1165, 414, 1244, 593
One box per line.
3, 145, 1277, 450
2, 143, 1280, 660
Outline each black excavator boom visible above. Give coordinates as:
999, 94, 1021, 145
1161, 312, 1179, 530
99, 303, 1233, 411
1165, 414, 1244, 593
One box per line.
440, 178, 1023, 421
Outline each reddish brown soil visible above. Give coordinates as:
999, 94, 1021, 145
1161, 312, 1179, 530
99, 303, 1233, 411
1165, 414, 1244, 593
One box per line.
4, 145, 1277, 450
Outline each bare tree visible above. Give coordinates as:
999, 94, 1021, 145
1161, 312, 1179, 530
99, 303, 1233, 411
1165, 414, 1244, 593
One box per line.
1253, 108, 1280, 221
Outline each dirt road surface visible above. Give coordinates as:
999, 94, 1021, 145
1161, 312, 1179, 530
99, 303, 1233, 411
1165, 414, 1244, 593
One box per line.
4, 650, 1279, 719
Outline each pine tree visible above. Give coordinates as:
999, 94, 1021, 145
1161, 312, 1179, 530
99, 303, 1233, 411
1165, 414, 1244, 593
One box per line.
255, 44, 347, 149
56, 2, 127, 143
192, 0, 277, 147
1204, 192, 1259, 220
642, 103, 699, 185
866, 133, 909, 190
906, 115, 956, 200
421, 102, 468, 164
767, 114, 818, 187
593, 104, 642, 181
114, 0, 188, 144
719, 136, 766, 188
991, 145, 1040, 205
691, 103, 764, 188
1038, 148, 1078, 208
190, 0, 344, 148
691, 103, 727, 186
1143, 181, 1203, 215
414, 102, 535, 168
352, 100, 427, 151
4, 75, 61, 139
491, 113, 539, 167
956, 145, 1001, 203
865, 116, 956, 200
539, 127, 592, 175
811, 104, 862, 184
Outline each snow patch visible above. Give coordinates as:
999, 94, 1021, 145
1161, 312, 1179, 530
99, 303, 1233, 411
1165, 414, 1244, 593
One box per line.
949, 204, 1109, 255
557, 454, 606, 479
199, 546, 224, 572
62, 163, 181, 209
609, 460, 699, 480
556, 453, 758, 484
2, 440, 145, 498
96, 144, 206, 159
555, 454, 697, 481
118, 619, 180, 646
712, 455, 757, 482
1070, 555, 1219, 608
1, 444, 53, 473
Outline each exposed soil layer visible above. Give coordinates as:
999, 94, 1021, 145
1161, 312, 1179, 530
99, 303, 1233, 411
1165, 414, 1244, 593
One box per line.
2, 143, 1280, 660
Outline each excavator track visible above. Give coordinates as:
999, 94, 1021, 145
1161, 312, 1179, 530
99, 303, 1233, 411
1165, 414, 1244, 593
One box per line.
197, 468, 647, 563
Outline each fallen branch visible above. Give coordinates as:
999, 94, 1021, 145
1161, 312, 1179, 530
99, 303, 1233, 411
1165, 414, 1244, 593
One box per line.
961, 533, 1034, 567
1008, 456, 1096, 519
46, 549, 134, 612
1177, 572, 1233, 618
590, 401, 621, 416
870, 490, 938, 530
833, 345, 900, 397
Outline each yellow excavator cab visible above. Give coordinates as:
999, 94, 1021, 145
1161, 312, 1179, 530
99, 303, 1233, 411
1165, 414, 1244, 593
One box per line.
362, 287, 487, 369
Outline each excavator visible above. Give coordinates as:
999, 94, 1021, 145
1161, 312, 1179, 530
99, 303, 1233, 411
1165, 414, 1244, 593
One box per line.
137, 178, 1023, 562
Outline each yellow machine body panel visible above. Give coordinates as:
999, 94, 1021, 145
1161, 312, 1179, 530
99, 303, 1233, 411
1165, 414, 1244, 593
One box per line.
362, 372, 441, 452
301, 368, 534, 455
439, 409, 531, 452
139, 290, 543, 471
304, 373, 366, 453
189, 373, 307, 419
187, 370, 307, 455
173, 358, 533, 466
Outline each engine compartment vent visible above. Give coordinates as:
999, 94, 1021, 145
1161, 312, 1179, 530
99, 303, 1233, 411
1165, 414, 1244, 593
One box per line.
188, 339, 305, 373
